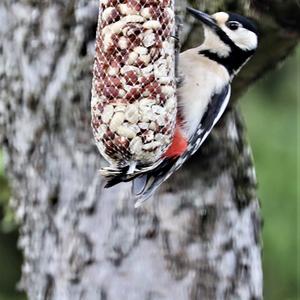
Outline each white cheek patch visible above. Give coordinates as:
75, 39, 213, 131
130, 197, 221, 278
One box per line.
222, 26, 258, 51
240, 30, 258, 50
203, 27, 231, 57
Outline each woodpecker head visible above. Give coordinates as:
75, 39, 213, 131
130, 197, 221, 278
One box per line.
187, 7, 258, 75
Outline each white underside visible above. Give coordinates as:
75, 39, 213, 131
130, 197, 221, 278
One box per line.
177, 47, 231, 138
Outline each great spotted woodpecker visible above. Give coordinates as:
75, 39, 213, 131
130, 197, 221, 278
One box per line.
104, 8, 258, 205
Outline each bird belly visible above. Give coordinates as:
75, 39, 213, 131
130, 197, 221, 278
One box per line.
177, 54, 230, 138
178, 82, 212, 138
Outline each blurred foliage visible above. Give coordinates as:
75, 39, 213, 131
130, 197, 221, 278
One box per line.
240, 46, 299, 300
0, 50, 298, 300
0, 155, 25, 299
0, 156, 17, 233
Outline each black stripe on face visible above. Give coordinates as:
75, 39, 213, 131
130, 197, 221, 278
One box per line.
199, 13, 257, 74
199, 47, 255, 75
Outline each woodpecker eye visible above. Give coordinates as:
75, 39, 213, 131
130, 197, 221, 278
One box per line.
227, 21, 240, 31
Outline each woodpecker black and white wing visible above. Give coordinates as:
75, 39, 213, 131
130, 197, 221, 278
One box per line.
132, 84, 231, 206
189, 84, 231, 155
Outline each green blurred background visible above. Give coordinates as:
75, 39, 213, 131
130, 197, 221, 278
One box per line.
0, 47, 298, 300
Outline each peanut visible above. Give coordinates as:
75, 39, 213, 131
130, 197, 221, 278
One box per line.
102, 105, 115, 123
110, 112, 125, 132
116, 125, 136, 139
143, 20, 161, 30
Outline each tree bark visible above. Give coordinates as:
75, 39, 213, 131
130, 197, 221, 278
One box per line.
0, 0, 298, 299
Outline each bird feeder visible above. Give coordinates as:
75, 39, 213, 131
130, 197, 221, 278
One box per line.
91, 0, 177, 168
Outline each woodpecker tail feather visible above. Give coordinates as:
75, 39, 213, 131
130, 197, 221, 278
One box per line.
101, 157, 179, 206
132, 157, 179, 206
100, 160, 163, 188
100, 165, 131, 188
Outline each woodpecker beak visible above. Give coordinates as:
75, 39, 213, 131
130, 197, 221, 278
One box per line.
186, 7, 218, 30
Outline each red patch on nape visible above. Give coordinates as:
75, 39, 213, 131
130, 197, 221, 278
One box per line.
164, 126, 188, 158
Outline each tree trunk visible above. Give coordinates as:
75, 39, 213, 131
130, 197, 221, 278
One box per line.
0, 0, 298, 299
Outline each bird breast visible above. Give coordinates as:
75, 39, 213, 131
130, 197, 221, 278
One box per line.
177, 48, 230, 138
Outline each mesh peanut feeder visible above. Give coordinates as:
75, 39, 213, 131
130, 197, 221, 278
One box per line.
91, 0, 177, 175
